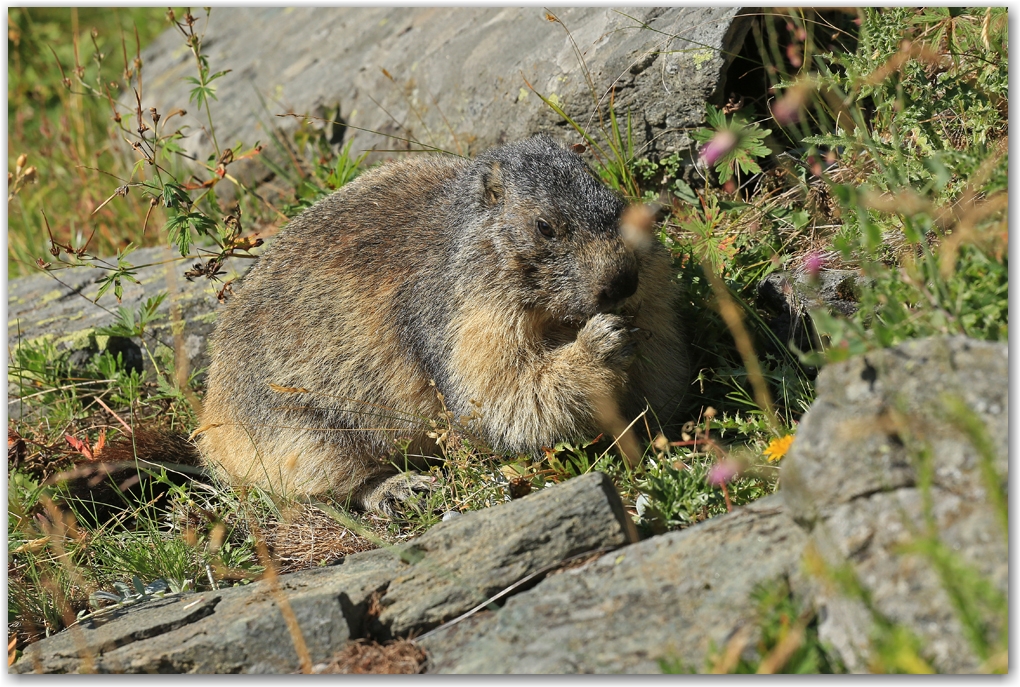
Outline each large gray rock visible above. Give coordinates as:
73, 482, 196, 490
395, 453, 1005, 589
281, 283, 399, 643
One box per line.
139, 7, 751, 186
782, 336, 1008, 673
421, 494, 808, 673
13, 472, 634, 673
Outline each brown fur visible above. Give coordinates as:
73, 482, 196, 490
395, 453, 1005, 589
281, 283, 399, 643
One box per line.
197, 136, 689, 514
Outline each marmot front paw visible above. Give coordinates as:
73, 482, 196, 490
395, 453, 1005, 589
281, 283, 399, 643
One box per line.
577, 313, 636, 370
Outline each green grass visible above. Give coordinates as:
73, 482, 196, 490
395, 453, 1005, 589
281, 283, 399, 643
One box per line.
7, 7, 1008, 673
7, 8, 174, 276
7, 7, 279, 279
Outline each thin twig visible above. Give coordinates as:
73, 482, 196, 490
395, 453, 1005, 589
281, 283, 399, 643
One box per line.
700, 259, 779, 431
252, 533, 312, 673
92, 396, 133, 435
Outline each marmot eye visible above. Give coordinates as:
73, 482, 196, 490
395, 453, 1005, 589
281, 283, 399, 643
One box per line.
536, 218, 555, 238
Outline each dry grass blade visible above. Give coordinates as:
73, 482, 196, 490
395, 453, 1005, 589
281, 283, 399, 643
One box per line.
710, 624, 752, 674
252, 534, 312, 673
8, 380, 119, 405
755, 611, 811, 674
92, 396, 133, 435
700, 260, 778, 431
860, 188, 933, 218
864, 40, 948, 86
593, 396, 645, 468
11, 537, 51, 556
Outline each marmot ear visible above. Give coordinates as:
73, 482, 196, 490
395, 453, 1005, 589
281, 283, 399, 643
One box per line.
480, 161, 504, 206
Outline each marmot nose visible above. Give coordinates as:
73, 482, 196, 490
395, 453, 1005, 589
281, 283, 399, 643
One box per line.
598, 267, 639, 309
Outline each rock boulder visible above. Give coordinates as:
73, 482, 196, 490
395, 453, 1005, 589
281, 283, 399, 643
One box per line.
138, 7, 752, 186
782, 336, 1008, 673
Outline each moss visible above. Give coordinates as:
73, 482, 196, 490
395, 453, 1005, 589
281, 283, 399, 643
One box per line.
689, 49, 714, 70
37, 289, 65, 306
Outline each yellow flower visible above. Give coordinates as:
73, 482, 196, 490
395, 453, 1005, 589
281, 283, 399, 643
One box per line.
764, 434, 795, 462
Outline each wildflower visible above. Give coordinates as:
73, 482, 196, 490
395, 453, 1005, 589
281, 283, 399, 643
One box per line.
803, 251, 826, 279
786, 41, 803, 68
707, 459, 739, 486
771, 79, 813, 126
700, 129, 737, 167
764, 434, 795, 462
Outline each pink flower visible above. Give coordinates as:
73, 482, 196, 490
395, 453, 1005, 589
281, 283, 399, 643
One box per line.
786, 42, 803, 68
700, 130, 737, 167
707, 459, 739, 486
803, 251, 826, 278
771, 80, 811, 127
772, 96, 801, 126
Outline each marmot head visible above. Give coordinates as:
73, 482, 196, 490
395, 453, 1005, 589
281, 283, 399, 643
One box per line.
466, 136, 639, 324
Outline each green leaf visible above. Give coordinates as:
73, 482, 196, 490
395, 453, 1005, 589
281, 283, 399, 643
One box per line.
161, 138, 186, 159
161, 183, 189, 210
189, 213, 217, 237
206, 69, 231, 83
164, 212, 193, 256
139, 293, 168, 327
95, 274, 116, 302
194, 86, 214, 108
672, 179, 699, 206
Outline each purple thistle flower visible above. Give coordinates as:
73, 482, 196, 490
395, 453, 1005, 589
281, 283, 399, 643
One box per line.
803, 251, 826, 278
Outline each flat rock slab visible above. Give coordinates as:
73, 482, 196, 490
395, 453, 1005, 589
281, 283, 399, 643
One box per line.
13, 472, 634, 673
782, 336, 1008, 673
7, 246, 241, 389
421, 494, 808, 674
13, 551, 398, 674
139, 7, 750, 184
377, 471, 637, 638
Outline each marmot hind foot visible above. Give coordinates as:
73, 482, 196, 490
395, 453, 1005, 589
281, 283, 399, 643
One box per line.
356, 472, 438, 517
